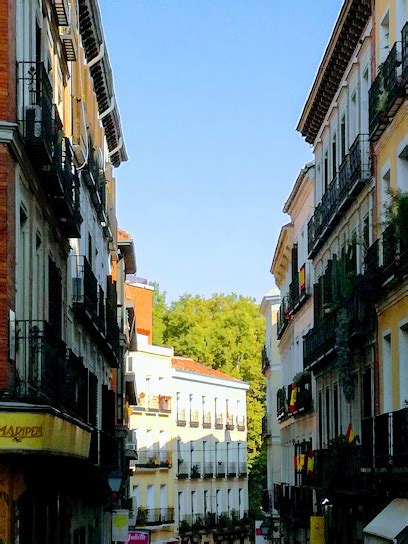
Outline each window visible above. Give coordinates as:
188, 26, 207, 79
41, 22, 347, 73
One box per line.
216, 490, 221, 515
318, 391, 323, 448
399, 324, 408, 409
324, 150, 329, 192
340, 115, 346, 162
239, 488, 243, 518
128, 357, 133, 373
160, 485, 167, 509
147, 485, 154, 509
333, 384, 339, 438
325, 388, 331, 444
204, 490, 209, 515
381, 168, 391, 224
397, 142, 408, 192
350, 91, 357, 143
380, 11, 390, 63
88, 234, 93, 267
383, 333, 392, 412
178, 491, 184, 520
363, 368, 372, 419
332, 132, 337, 179
227, 489, 232, 514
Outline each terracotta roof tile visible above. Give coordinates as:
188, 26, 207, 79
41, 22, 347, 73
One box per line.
172, 357, 242, 383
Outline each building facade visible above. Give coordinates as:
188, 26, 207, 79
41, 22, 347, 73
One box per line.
126, 282, 251, 544
268, 165, 316, 543
173, 356, 250, 544
263, 0, 408, 542
0, 0, 132, 541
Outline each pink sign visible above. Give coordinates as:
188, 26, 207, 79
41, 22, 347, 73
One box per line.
128, 531, 150, 544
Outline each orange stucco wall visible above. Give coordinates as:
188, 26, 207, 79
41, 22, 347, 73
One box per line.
126, 284, 153, 343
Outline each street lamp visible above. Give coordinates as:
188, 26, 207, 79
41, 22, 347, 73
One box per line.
108, 468, 124, 494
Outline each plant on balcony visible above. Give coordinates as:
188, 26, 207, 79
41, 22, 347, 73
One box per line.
179, 519, 191, 532
136, 507, 147, 526
293, 371, 310, 386
336, 309, 354, 402
218, 513, 228, 528
193, 516, 204, 530
385, 190, 408, 245
191, 464, 201, 478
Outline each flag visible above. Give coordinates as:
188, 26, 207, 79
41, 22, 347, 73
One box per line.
289, 385, 297, 413
299, 454, 306, 471
346, 423, 355, 444
294, 454, 298, 471
307, 450, 315, 475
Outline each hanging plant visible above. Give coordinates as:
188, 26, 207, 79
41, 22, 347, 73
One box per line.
336, 309, 354, 403
385, 189, 408, 245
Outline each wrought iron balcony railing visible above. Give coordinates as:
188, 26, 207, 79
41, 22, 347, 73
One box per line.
17, 62, 54, 165
12, 320, 91, 425
190, 410, 200, 427
226, 414, 235, 430
80, 134, 107, 222
261, 344, 270, 373
190, 462, 201, 479
179, 511, 250, 533
177, 460, 189, 478
239, 462, 247, 476
273, 483, 314, 527
203, 412, 211, 428
308, 135, 371, 258
361, 408, 408, 470
204, 462, 214, 478
277, 387, 288, 420
215, 415, 224, 429
236, 416, 246, 430
314, 446, 362, 493
227, 462, 237, 478
133, 450, 172, 469
177, 409, 187, 426
136, 508, 175, 526
277, 296, 291, 339
369, 35, 406, 142
216, 461, 225, 478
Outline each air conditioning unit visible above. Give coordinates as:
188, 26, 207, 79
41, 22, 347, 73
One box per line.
25, 105, 42, 139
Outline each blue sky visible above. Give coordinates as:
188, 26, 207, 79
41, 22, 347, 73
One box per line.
100, 0, 343, 303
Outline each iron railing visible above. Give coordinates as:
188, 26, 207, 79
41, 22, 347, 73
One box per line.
177, 409, 187, 426
308, 134, 371, 257
369, 37, 406, 141
136, 508, 175, 526
203, 412, 211, 428
361, 408, 408, 469
204, 462, 214, 477
226, 414, 235, 430
216, 461, 225, 478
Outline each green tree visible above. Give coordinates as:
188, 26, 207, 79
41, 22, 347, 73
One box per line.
152, 289, 266, 515
151, 282, 167, 346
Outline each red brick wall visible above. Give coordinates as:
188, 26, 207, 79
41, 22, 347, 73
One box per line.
0, 0, 16, 388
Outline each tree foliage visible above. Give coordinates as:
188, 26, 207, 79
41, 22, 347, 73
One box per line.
152, 287, 266, 473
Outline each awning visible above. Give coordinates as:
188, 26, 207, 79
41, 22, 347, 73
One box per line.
363, 498, 408, 540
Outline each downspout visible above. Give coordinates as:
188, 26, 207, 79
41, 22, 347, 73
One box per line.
370, 0, 380, 418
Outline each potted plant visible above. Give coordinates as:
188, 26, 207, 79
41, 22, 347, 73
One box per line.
191, 464, 200, 478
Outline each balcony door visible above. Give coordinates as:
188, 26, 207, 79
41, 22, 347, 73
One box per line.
160, 485, 167, 510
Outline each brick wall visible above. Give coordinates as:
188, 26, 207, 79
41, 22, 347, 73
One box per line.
0, 0, 16, 388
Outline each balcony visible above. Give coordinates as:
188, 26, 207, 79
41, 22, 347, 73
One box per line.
177, 409, 187, 426
179, 512, 250, 534
380, 224, 408, 287
226, 414, 235, 430
136, 508, 175, 527
81, 135, 107, 223
177, 460, 189, 479
215, 415, 224, 429
277, 296, 291, 339
262, 414, 271, 438
132, 450, 172, 469
273, 483, 314, 527
289, 263, 310, 315
239, 462, 247, 477
227, 462, 237, 478
303, 313, 336, 370
72, 255, 99, 326
236, 416, 246, 431
12, 320, 91, 425
308, 134, 371, 258
277, 387, 288, 420
190, 462, 201, 479
17, 62, 54, 165
216, 461, 225, 478
289, 377, 313, 417
369, 34, 407, 142
190, 410, 200, 427
261, 345, 270, 374
314, 446, 362, 493
204, 462, 214, 478
203, 412, 211, 428
361, 408, 408, 470
136, 394, 172, 413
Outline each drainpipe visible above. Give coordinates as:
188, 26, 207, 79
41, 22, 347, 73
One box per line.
370, 0, 380, 418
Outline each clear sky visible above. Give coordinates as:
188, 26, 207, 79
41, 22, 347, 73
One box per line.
100, 0, 343, 303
